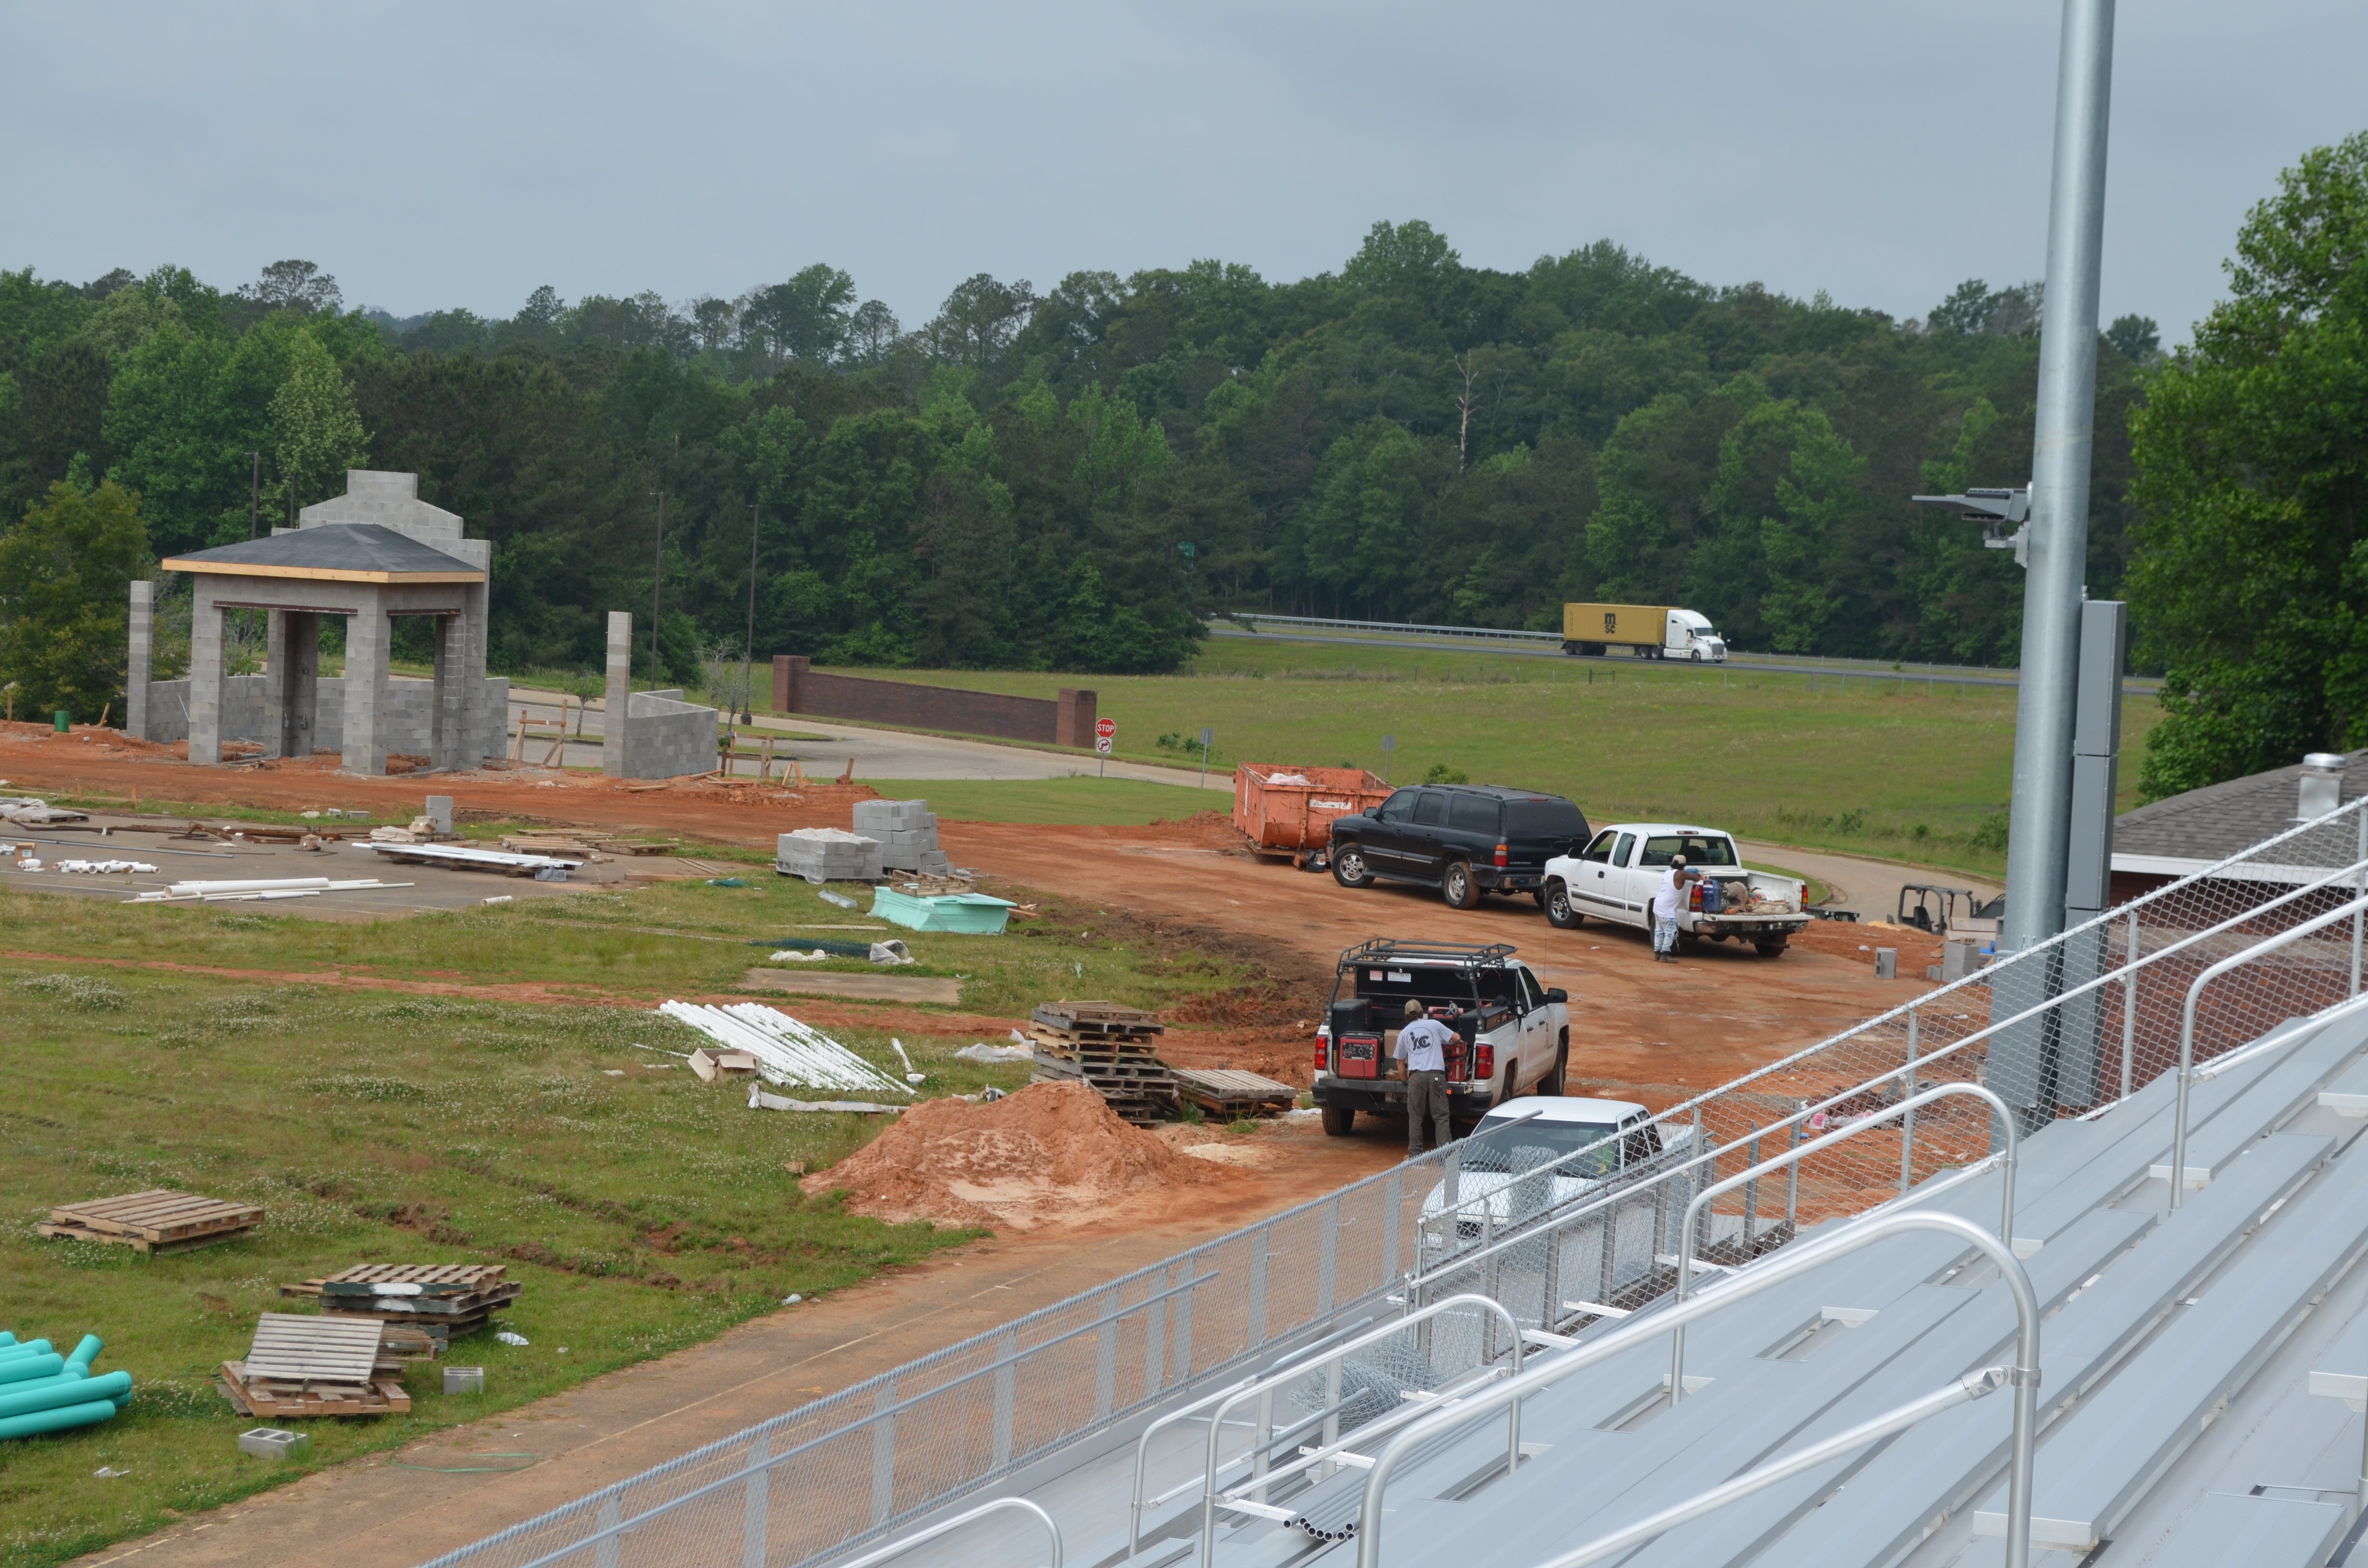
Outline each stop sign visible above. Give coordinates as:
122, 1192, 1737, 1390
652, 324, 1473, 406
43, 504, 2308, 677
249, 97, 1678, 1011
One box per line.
1095, 719, 1116, 739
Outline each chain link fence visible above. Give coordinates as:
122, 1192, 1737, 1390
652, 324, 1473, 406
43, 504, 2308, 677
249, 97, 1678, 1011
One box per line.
422, 797, 2368, 1568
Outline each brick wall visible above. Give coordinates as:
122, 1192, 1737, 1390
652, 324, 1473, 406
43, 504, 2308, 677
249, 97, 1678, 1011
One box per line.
771, 656, 1093, 748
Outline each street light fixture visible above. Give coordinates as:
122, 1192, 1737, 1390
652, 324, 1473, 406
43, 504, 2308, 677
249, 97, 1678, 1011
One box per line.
1911, 487, 2031, 566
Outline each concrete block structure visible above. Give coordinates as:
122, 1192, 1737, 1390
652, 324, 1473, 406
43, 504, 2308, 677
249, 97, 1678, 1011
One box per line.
146, 471, 501, 776
599, 613, 721, 779
775, 828, 885, 882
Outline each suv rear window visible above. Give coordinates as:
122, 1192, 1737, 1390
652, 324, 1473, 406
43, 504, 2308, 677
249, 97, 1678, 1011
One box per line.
1506, 798, 1588, 841
1448, 796, 1498, 833
1639, 833, 1739, 867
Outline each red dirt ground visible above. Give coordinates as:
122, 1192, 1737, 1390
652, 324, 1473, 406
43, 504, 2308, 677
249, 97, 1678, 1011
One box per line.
0, 725, 1934, 1110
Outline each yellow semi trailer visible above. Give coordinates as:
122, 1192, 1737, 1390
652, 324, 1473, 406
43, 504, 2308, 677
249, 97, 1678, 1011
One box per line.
1560, 603, 1728, 661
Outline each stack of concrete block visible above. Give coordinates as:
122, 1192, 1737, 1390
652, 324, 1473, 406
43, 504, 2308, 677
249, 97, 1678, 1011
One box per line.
776, 828, 883, 882
852, 799, 950, 874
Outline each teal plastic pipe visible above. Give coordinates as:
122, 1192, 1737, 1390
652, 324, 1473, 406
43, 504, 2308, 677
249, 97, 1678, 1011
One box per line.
0, 1356, 64, 1386
0, 1332, 15, 1348
0, 1341, 53, 1362
64, 1336, 99, 1374
0, 1372, 128, 1421
0, 1398, 116, 1440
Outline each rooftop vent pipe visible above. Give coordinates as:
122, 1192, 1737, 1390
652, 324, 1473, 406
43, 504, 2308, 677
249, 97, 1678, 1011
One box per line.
2299, 752, 2346, 821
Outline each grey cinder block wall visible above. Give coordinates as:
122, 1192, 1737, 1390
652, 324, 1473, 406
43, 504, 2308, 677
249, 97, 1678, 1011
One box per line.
599, 612, 722, 779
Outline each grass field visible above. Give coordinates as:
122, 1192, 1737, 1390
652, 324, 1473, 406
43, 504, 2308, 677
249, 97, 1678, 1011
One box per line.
817, 640, 2165, 877
860, 776, 1217, 826
0, 869, 1273, 1567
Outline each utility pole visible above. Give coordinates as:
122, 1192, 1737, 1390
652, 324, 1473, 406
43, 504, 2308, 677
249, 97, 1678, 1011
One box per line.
743, 502, 760, 723
247, 452, 260, 539
649, 488, 666, 674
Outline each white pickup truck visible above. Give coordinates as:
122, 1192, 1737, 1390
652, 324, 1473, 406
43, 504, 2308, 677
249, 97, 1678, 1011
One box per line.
1542, 823, 1809, 957
1418, 1095, 1697, 1255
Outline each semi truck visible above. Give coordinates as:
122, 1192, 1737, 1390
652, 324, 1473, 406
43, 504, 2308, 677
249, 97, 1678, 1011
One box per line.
1561, 603, 1727, 661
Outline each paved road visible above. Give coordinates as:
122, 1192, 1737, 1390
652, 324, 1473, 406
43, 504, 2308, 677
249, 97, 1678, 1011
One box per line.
505, 686, 1228, 790
1735, 840, 2002, 925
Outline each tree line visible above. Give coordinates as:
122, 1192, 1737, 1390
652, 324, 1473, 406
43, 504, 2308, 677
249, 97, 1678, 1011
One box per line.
0, 213, 2175, 735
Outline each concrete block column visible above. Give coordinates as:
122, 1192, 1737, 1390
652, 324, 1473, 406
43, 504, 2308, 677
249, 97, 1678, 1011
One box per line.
187, 579, 228, 765
126, 581, 153, 741
263, 612, 291, 759
772, 654, 807, 714
1055, 687, 1097, 749
342, 589, 393, 776
603, 612, 632, 776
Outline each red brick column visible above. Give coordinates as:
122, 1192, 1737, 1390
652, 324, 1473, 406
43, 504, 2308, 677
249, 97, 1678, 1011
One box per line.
1054, 688, 1097, 749
772, 655, 808, 714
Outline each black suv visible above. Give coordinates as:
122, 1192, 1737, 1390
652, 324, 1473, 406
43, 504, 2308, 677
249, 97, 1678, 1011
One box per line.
1328, 786, 1592, 909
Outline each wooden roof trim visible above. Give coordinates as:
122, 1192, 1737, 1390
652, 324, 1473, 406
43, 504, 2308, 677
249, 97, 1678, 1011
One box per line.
158, 559, 484, 585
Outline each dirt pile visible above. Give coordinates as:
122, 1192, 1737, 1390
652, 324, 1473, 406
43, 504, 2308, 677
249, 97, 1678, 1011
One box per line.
803, 1080, 1248, 1231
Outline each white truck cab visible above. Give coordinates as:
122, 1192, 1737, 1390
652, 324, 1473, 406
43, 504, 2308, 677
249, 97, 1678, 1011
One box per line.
1544, 823, 1809, 956
1666, 610, 1727, 662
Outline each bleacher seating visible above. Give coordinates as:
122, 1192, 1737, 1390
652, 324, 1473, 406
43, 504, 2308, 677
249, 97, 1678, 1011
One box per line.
1088, 1003, 2368, 1568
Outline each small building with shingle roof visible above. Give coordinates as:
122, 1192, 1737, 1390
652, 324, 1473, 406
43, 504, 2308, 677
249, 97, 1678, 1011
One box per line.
132, 471, 503, 775
2111, 750, 2368, 901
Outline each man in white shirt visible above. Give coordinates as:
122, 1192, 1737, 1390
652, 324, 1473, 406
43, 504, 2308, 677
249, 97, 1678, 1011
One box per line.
1652, 856, 1701, 963
1394, 998, 1457, 1156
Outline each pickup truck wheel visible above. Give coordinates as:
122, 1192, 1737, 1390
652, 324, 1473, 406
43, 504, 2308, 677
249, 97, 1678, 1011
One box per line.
1443, 862, 1480, 909
1320, 1105, 1356, 1137
1332, 846, 1374, 888
1541, 1038, 1567, 1096
1754, 939, 1788, 957
1544, 879, 1580, 929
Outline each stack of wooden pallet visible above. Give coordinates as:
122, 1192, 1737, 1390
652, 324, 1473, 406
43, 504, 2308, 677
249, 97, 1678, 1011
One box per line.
39, 1190, 262, 1255
1027, 1001, 1178, 1126
219, 1313, 411, 1418
279, 1263, 522, 1344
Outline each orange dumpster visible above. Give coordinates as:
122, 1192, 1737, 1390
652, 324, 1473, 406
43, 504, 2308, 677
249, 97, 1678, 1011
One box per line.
1233, 765, 1392, 867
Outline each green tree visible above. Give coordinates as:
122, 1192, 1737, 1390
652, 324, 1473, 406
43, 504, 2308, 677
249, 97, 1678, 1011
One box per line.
2128, 132, 2368, 797
0, 477, 148, 720
271, 331, 369, 514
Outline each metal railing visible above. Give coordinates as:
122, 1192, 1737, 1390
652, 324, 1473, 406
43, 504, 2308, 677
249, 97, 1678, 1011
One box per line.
1353, 1210, 2043, 1568
2169, 891, 2368, 1207
424, 796, 2368, 1568
833, 1499, 1060, 1568
1192, 1294, 1520, 1567
1668, 1081, 2017, 1402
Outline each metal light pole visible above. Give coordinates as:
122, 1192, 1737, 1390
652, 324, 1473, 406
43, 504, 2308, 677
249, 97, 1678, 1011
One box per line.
2002, 0, 2116, 964
648, 488, 666, 674
743, 502, 760, 723
1973, 0, 2117, 1134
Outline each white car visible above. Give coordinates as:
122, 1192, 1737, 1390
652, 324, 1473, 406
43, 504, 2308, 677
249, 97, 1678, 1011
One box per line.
1418, 1095, 1695, 1250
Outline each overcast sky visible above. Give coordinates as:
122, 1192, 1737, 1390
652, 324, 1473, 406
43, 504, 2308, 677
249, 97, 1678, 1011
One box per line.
5, 1, 2363, 344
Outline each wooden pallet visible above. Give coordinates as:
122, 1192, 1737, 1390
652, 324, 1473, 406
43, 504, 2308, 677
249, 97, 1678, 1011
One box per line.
218, 1360, 411, 1418
1030, 1001, 1165, 1037
282, 1263, 521, 1334
1028, 1024, 1164, 1064
1172, 1067, 1300, 1117
39, 1189, 261, 1253
1030, 1051, 1179, 1127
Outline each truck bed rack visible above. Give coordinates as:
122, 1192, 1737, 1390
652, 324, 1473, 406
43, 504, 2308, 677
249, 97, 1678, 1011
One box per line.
1339, 938, 1517, 970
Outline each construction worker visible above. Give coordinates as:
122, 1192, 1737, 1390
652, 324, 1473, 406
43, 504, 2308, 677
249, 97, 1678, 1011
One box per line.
1395, 998, 1456, 1157
1653, 856, 1701, 962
